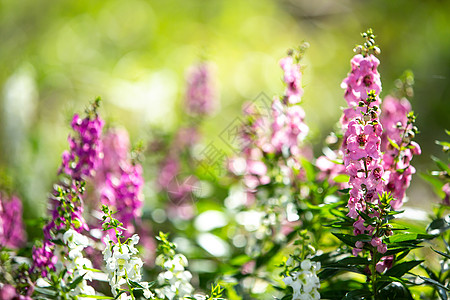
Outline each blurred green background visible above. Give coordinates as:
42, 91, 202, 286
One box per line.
1, 0, 449, 220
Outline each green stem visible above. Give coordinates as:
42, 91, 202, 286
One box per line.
371, 250, 378, 299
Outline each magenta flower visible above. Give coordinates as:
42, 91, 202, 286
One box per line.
60, 113, 104, 181
185, 63, 216, 116
93, 128, 145, 240
0, 194, 26, 249
31, 241, 57, 278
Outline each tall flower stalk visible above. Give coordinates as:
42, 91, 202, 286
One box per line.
32, 99, 103, 298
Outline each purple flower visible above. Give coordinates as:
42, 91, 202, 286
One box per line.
279, 56, 304, 104
0, 194, 26, 249
185, 63, 216, 116
31, 241, 57, 277
92, 129, 145, 241
60, 113, 104, 181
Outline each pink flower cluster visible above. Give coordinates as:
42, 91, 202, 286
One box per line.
95, 129, 145, 239
271, 99, 309, 156
341, 54, 381, 122
280, 56, 304, 104
339, 54, 387, 256
0, 284, 32, 300
380, 96, 421, 209
185, 63, 216, 116
229, 55, 309, 191
0, 194, 26, 249
60, 113, 104, 181
157, 63, 209, 219
341, 55, 383, 211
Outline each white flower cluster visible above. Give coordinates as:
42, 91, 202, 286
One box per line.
39, 229, 97, 298
61, 229, 96, 297
103, 234, 153, 299
154, 253, 194, 300
283, 258, 321, 300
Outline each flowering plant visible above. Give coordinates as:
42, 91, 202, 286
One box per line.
1, 29, 449, 300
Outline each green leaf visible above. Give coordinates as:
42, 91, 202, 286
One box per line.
34, 286, 58, 297
420, 172, 445, 198
333, 174, 350, 183
378, 282, 413, 300
385, 260, 423, 278
68, 274, 85, 290
387, 233, 436, 243
230, 255, 252, 266
432, 156, 450, 174
338, 188, 351, 194
436, 140, 450, 149
300, 157, 316, 182
388, 137, 400, 150
431, 248, 450, 260
418, 276, 449, 291
128, 279, 144, 289
327, 256, 370, 267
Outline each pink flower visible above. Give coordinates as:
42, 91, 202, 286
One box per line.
185, 63, 216, 116
0, 194, 26, 249
376, 255, 394, 273
279, 56, 303, 104
380, 96, 421, 209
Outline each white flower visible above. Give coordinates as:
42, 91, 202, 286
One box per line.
103, 233, 153, 299
284, 259, 321, 300
301, 259, 311, 271
63, 229, 89, 249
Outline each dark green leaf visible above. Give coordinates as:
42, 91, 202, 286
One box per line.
128, 279, 144, 289
378, 282, 413, 300
342, 289, 372, 299
385, 260, 423, 278
431, 248, 450, 260
418, 276, 449, 292
333, 233, 371, 247
68, 274, 85, 290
